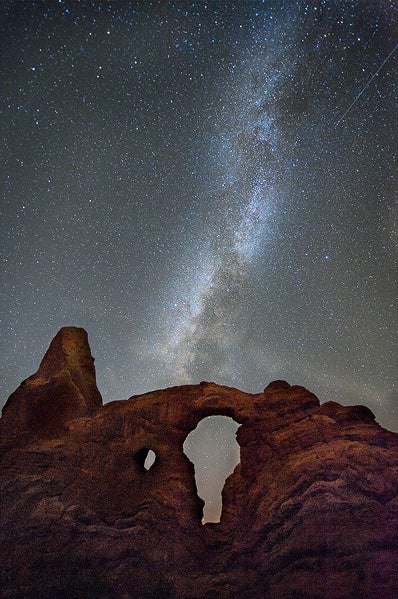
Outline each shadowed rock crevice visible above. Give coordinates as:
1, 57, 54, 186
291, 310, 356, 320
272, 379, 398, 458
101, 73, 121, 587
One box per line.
1, 329, 397, 599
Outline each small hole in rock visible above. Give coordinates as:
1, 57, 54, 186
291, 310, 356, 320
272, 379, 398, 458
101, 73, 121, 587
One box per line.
135, 448, 157, 471
144, 449, 156, 470
183, 416, 240, 524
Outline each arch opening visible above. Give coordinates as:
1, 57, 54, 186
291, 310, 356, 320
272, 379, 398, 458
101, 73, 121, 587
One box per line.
183, 415, 240, 524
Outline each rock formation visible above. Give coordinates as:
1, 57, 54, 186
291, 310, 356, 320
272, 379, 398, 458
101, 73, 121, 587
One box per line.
1, 327, 102, 440
1, 327, 397, 598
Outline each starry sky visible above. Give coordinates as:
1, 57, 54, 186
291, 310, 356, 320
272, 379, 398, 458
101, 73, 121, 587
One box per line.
1, 0, 397, 480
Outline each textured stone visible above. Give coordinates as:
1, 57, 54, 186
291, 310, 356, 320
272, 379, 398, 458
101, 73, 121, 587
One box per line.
1, 327, 102, 440
1, 330, 397, 598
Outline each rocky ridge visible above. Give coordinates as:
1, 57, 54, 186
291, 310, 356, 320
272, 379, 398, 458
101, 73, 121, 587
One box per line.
1, 327, 397, 598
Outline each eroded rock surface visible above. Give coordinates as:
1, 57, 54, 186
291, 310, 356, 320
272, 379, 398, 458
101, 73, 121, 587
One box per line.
1, 328, 397, 598
1, 327, 102, 440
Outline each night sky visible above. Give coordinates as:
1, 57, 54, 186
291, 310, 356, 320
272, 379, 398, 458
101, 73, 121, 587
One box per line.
1, 1, 397, 518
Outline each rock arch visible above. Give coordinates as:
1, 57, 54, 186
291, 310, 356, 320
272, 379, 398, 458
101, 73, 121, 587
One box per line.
2, 331, 396, 599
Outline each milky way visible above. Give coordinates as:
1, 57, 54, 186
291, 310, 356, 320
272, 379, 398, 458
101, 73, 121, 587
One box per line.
151, 10, 305, 387
2, 0, 397, 460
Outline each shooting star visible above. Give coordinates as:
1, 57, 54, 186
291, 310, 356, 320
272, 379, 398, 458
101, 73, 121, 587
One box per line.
335, 41, 398, 127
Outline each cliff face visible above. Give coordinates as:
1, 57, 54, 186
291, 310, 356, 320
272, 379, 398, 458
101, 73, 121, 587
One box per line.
1, 328, 397, 599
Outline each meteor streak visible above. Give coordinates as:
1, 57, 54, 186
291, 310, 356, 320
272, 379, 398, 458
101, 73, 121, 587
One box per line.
335, 41, 398, 127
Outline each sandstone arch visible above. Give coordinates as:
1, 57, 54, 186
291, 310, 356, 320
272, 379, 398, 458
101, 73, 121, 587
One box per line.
1, 329, 397, 599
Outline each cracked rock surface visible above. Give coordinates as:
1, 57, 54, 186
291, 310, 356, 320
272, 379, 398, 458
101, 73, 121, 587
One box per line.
1, 327, 397, 598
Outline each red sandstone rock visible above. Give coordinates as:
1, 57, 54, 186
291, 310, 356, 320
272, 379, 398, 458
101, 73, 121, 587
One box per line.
1, 327, 102, 440
1, 329, 397, 598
